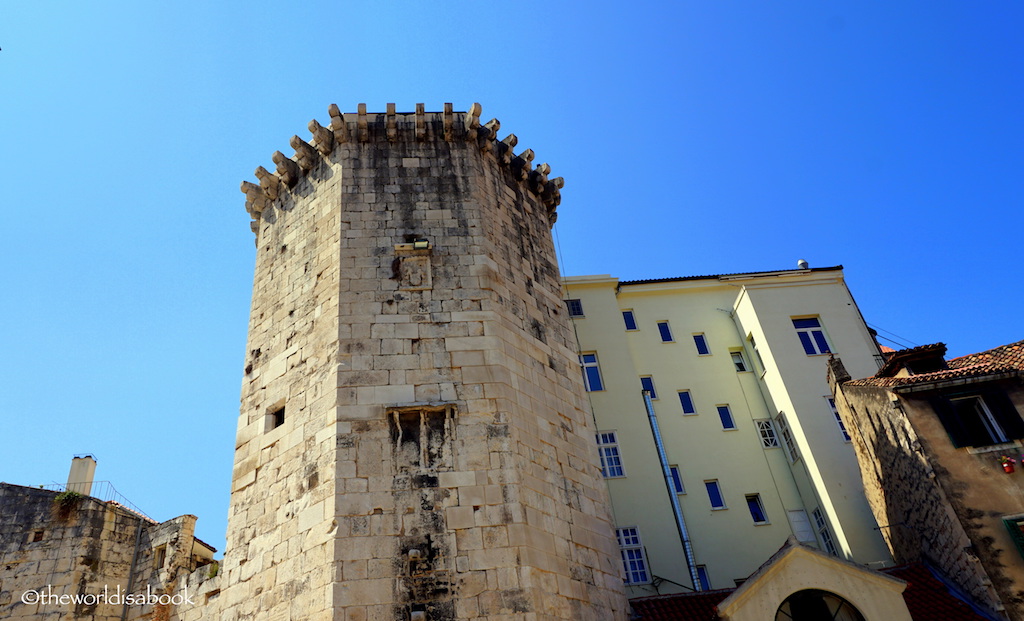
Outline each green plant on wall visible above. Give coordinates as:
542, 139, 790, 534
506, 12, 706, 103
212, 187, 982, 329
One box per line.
52, 490, 84, 521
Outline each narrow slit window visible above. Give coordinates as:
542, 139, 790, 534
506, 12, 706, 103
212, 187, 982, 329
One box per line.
640, 376, 657, 399
622, 311, 638, 331
266, 406, 285, 432
669, 465, 686, 494
678, 391, 696, 415
705, 480, 726, 509
717, 405, 736, 430
746, 494, 768, 524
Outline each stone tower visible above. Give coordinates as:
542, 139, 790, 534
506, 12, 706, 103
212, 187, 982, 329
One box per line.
221, 103, 628, 621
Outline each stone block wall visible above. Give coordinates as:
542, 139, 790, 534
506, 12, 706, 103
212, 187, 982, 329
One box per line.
828, 362, 1013, 618
0, 483, 206, 620
201, 105, 627, 621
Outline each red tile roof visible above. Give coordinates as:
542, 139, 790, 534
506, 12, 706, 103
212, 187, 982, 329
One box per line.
630, 589, 730, 621
628, 563, 996, 620
846, 340, 1024, 388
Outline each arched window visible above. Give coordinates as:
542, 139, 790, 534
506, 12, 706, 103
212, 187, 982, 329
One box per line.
775, 589, 865, 621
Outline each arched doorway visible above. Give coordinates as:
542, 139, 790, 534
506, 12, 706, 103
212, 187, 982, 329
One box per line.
775, 589, 866, 621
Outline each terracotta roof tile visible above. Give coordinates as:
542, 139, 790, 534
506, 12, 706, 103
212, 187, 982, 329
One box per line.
846, 340, 1024, 388
630, 589, 730, 620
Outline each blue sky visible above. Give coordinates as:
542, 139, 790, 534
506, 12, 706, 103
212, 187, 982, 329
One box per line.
2, 2, 1021, 553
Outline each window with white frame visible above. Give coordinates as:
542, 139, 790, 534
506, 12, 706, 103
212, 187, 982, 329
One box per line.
580, 353, 604, 391
657, 321, 674, 342
730, 350, 748, 372
669, 465, 686, 494
596, 432, 625, 478
787, 509, 817, 544
705, 480, 726, 509
776, 412, 799, 463
693, 333, 711, 355
812, 508, 838, 555
748, 334, 766, 372
746, 494, 769, 524
616, 527, 650, 584
947, 395, 1011, 447
717, 405, 737, 430
640, 376, 657, 399
622, 310, 638, 331
677, 390, 696, 415
756, 419, 779, 448
565, 299, 584, 317
792, 317, 831, 355
827, 397, 851, 442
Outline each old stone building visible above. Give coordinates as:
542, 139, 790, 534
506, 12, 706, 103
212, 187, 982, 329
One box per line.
0, 456, 216, 619
829, 340, 1024, 620
182, 103, 627, 621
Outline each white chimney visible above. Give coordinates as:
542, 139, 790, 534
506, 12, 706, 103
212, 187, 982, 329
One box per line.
66, 455, 97, 496
797, 259, 809, 270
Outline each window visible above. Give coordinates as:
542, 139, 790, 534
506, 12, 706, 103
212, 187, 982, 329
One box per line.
640, 376, 657, 399
565, 299, 584, 317
827, 397, 851, 442
693, 333, 711, 355
717, 405, 736, 430
812, 508, 838, 555
695, 565, 711, 590
596, 432, 625, 478
30, 530, 44, 543
936, 393, 1024, 448
776, 590, 865, 621
1003, 515, 1024, 561
792, 317, 831, 355
616, 527, 650, 584
776, 412, 799, 463
730, 351, 748, 372
580, 353, 604, 391
669, 465, 686, 494
748, 334, 766, 372
705, 480, 726, 509
746, 494, 768, 524
266, 406, 285, 432
622, 310, 638, 331
154, 544, 167, 569
657, 321, 674, 342
756, 419, 779, 448
678, 390, 696, 415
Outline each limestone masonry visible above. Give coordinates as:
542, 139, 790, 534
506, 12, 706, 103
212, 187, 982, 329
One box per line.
198, 103, 629, 621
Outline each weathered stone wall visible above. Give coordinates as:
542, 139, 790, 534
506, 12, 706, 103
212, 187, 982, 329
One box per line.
198, 104, 627, 621
0, 483, 205, 620
828, 362, 1021, 619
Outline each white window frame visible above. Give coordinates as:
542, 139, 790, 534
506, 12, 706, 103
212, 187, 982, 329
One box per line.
616, 527, 651, 584
827, 397, 851, 442
622, 310, 638, 331
640, 376, 658, 400
951, 396, 1009, 445
596, 431, 625, 478
745, 494, 769, 524
776, 412, 799, 463
792, 316, 831, 355
693, 333, 711, 356
812, 508, 838, 555
677, 390, 697, 415
705, 480, 726, 510
717, 404, 737, 430
730, 350, 748, 372
669, 465, 686, 494
756, 419, 779, 448
580, 353, 604, 392
657, 321, 674, 342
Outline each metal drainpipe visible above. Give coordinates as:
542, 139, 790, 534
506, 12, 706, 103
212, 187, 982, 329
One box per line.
120, 515, 145, 621
642, 390, 702, 591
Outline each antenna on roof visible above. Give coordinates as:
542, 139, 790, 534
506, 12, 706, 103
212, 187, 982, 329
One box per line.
797, 259, 809, 270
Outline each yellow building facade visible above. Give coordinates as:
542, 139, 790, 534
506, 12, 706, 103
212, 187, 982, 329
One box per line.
563, 266, 893, 596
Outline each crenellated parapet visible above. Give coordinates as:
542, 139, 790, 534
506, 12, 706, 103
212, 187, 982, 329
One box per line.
240, 103, 564, 235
